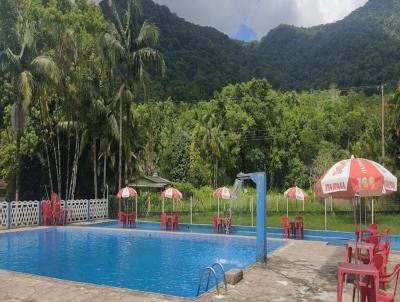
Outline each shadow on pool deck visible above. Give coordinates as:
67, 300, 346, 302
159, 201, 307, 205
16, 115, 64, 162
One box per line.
0, 238, 399, 301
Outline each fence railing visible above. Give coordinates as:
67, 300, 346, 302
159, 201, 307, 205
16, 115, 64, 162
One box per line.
0, 199, 108, 230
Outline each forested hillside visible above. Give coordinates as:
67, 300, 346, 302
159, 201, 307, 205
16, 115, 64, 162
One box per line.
100, 0, 264, 101
0, 0, 399, 201
258, 0, 400, 90
101, 0, 400, 100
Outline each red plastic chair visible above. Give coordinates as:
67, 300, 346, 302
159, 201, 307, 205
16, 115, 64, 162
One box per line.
295, 219, 304, 240
160, 213, 167, 230
360, 235, 382, 264
52, 198, 61, 225
173, 212, 180, 230
127, 211, 136, 228
223, 216, 231, 234
168, 214, 175, 230
376, 264, 400, 302
282, 216, 290, 238
41, 201, 52, 225
118, 211, 127, 228
377, 241, 392, 289
354, 261, 400, 302
213, 213, 222, 233
352, 254, 385, 302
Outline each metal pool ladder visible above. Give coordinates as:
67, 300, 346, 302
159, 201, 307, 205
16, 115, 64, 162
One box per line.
196, 262, 228, 298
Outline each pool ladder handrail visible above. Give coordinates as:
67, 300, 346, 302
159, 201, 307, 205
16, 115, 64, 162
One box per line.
211, 262, 228, 291
196, 262, 227, 298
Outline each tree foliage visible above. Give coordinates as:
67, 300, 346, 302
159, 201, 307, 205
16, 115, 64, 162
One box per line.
0, 0, 399, 201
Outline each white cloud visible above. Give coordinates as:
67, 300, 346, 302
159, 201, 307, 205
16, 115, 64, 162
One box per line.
152, 0, 368, 39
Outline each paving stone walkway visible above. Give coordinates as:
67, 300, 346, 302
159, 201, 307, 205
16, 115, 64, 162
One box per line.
198, 241, 400, 302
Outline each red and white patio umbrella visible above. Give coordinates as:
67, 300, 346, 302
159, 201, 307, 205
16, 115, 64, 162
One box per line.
117, 187, 138, 215
161, 187, 182, 212
117, 187, 137, 198
213, 187, 234, 217
319, 156, 397, 199
317, 156, 397, 225
283, 187, 309, 215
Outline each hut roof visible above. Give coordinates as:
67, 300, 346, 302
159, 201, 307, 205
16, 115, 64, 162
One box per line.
129, 173, 171, 188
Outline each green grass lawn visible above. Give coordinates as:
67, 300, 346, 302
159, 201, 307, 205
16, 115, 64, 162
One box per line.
112, 190, 400, 235
141, 212, 400, 235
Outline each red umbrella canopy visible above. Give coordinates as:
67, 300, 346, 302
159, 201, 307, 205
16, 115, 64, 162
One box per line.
314, 178, 327, 198
318, 156, 397, 199
213, 187, 234, 200
117, 187, 137, 198
284, 187, 309, 201
161, 187, 182, 200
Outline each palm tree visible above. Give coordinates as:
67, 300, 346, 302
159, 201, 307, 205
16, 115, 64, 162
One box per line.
198, 113, 226, 188
99, 0, 165, 187
99, 0, 165, 208
0, 11, 59, 201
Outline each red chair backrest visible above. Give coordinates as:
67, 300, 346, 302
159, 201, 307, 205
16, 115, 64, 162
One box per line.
366, 235, 381, 250
385, 240, 392, 256
295, 219, 303, 229
382, 227, 391, 242
372, 254, 385, 274
282, 216, 289, 227
41, 201, 52, 217
174, 212, 179, 222
368, 223, 378, 230
160, 213, 167, 224
224, 217, 230, 226
213, 213, 219, 224
52, 199, 61, 219
380, 263, 400, 299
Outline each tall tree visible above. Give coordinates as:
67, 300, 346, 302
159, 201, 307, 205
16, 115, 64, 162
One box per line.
99, 0, 165, 201
198, 112, 226, 188
0, 1, 59, 201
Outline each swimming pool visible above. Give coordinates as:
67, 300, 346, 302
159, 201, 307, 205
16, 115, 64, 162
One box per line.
88, 220, 400, 251
0, 227, 285, 298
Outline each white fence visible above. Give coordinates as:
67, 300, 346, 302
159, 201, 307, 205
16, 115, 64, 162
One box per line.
0, 199, 108, 229
0, 202, 8, 229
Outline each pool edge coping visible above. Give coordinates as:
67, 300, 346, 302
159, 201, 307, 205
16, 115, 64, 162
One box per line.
0, 268, 193, 301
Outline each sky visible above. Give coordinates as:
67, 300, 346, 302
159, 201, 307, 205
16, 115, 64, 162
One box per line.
152, 0, 368, 41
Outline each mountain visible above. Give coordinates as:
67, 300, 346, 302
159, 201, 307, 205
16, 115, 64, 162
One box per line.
257, 0, 400, 90
101, 0, 400, 100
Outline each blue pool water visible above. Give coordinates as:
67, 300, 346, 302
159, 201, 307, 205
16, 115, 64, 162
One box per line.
88, 220, 400, 251
0, 228, 285, 298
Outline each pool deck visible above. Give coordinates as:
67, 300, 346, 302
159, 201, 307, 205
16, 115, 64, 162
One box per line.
0, 230, 399, 302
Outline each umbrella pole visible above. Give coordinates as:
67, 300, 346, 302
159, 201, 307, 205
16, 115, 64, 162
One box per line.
364, 198, 367, 227
135, 195, 138, 220
359, 197, 362, 228
218, 198, 220, 218
372, 198, 374, 224
276, 196, 278, 212
162, 197, 164, 213
353, 198, 357, 230
324, 198, 327, 231
303, 199, 305, 212
190, 196, 193, 225
286, 198, 288, 217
